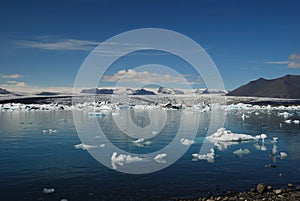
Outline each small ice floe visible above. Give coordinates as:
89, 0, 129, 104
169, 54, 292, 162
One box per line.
42, 129, 58, 133
272, 137, 278, 143
207, 128, 256, 142
180, 138, 195, 146
192, 149, 215, 162
241, 113, 249, 121
280, 152, 288, 158
265, 164, 277, 168
233, 148, 250, 157
278, 111, 292, 119
154, 153, 167, 163
74, 143, 105, 150
255, 133, 267, 143
132, 138, 152, 147
43, 188, 55, 194
293, 120, 300, 124
285, 119, 292, 124
111, 152, 144, 169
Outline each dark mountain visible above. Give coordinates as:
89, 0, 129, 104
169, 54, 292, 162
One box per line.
36, 92, 58, 96
81, 88, 114, 94
132, 88, 156, 95
0, 88, 10, 94
227, 75, 300, 99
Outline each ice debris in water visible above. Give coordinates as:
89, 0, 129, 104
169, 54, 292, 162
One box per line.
111, 152, 144, 169
293, 120, 300, 124
43, 188, 55, 194
132, 138, 152, 147
74, 143, 105, 150
42, 129, 58, 133
278, 111, 292, 119
233, 148, 250, 157
285, 119, 292, 124
207, 128, 257, 142
154, 153, 167, 163
280, 152, 288, 158
180, 138, 195, 146
192, 148, 215, 162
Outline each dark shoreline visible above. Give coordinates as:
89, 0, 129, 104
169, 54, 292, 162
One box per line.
172, 183, 300, 201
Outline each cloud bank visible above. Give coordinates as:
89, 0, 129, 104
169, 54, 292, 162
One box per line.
264, 53, 300, 68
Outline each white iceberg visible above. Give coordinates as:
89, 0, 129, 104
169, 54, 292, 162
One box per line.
293, 120, 300, 124
192, 148, 215, 162
111, 152, 144, 169
154, 153, 167, 163
43, 188, 55, 194
180, 138, 195, 146
132, 138, 152, 147
207, 128, 256, 142
74, 143, 105, 150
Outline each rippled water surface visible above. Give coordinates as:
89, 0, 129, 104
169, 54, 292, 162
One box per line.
0, 109, 299, 201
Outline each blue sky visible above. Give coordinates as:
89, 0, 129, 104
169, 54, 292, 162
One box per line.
0, 0, 300, 92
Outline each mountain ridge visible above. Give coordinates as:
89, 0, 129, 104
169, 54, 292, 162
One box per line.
227, 74, 300, 99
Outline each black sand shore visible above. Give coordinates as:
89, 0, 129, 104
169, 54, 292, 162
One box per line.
172, 183, 300, 201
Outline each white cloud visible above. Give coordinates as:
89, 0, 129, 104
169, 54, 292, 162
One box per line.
2, 73, 23, 79
102, 69, 199, 85
264, 61, 289, 64
264, 53, 300, 68
18, 38, 100, 51
287, 61, 300, 68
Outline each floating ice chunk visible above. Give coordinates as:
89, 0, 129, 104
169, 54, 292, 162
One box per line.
180, 138, 195, 146
42, 129, 58, 133
293, 120, 300, 124
241, 113, 249, 121
154, 153, 167, 163
278, 112, 292, 119
99, 105, 111, 110
133, 138, 145, 144
233, 148, 250, 157
280, 152, 288, 158
43, 188, 55, 194
207, 128, 255, 142
74, 143, 104, 150
285, 119, 292, 124
132, 138, 152, 147
192, 149, 215, 162
272, 137, 278, 143
111, 152, 144, 169
260, 134, 267, 142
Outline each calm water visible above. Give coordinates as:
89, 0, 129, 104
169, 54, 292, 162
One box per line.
0, 109, 300, 201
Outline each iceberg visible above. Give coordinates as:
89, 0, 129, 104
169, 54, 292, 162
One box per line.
132, 138, 152, 147
43, 188, 55, 194
111, 152, 144, 169
74, 143, 104, 150
180, 138, 195, 146
192, 148, 215, 162
206, 128, 256, 142
154, 153, 167, 163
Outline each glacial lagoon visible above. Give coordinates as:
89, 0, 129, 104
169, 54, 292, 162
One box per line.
0, 104, 300, 200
